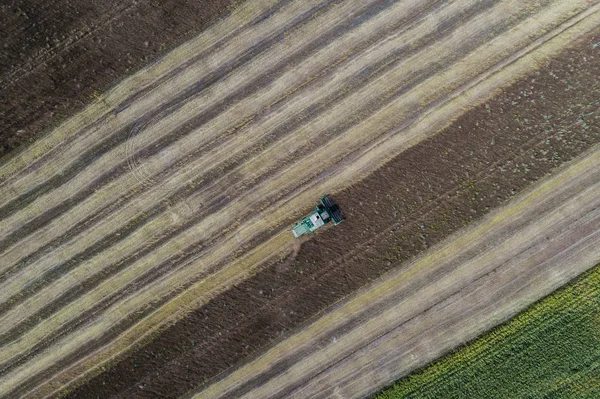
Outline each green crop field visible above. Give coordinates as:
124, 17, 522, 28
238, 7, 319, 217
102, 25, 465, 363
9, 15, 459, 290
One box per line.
373, 262, 600, 399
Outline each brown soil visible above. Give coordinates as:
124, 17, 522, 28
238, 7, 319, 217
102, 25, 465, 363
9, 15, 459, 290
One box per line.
66, 28, 600, 399
0, 0, 239, 160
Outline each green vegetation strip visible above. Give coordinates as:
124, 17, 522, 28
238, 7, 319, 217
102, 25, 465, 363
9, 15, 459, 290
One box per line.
373, 262, 600, 399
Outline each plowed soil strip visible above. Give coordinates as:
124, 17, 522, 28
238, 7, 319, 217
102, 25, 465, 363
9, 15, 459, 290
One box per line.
1, 0, 599, 398
193, 145, 600, 399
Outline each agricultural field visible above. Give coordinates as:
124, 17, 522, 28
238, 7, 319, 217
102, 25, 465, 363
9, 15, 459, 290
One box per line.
188, 145, 600, 398
0, 0, 599, 398
0, 0, 239, 157
373, 261, 600, 399
70, 26, 600, 397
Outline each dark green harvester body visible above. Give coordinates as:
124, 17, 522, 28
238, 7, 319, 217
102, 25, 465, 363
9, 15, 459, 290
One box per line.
291, 195, 344, 238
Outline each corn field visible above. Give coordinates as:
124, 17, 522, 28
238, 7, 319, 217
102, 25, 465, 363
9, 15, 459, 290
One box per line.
373, 262, 600, 399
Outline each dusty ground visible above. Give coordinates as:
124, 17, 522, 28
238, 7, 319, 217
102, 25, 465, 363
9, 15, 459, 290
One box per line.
0, 0, 599, 398
0, 0, 238, 158
68, 26, 600, 399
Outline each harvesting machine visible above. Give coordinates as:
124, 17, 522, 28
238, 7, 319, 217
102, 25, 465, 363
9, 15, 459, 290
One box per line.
291, 195, 343, 238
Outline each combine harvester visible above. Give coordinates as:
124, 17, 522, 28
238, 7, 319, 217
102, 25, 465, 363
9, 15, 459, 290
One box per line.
292, 195, 344, 238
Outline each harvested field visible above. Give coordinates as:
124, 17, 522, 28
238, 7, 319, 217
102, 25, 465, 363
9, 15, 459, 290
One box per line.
373, 261, 600, 399
71, 24, 600, 399
192, 144, 600, 399
0, 0, 238, 158
1, 0, 600, 398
